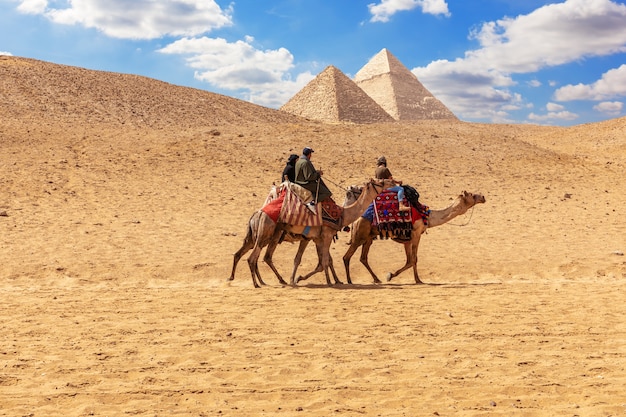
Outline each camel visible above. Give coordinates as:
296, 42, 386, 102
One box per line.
228, 178, 395, 288
228, 190, 353, 287
343, 191, 486, 284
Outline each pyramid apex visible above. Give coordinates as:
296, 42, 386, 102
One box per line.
354, 49, 410, 82
354, 48, 457, 121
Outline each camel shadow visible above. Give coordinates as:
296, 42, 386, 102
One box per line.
289, 281, 503, 290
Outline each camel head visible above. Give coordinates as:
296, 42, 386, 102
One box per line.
343, 185, 363, 207
459, 191, 486, 207
342, 179, 395, 212
362, 178, 395, 199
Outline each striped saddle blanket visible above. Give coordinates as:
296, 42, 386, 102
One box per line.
260, 183, 342, 228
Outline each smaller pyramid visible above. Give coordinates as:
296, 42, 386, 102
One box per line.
280, 65, 394, 124
354, 49, 457, 121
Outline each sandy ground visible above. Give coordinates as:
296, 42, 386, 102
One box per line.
1, 57, 626, 416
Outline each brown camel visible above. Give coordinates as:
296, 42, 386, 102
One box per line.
343, 191, 486, 284
228, 186, 361, 287
228, 178, 395, 288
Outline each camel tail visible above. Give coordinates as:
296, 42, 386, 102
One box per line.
245, 212, 259, 245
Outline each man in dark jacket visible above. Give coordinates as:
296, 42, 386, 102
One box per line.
295, 147, 332, 203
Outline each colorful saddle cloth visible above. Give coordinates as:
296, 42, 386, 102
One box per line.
361, 190, 430, 240
260, 182, 342, 228
320, 199, 343, 230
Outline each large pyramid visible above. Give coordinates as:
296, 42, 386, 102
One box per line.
354, 49, 457, 121
280, 65, 394, 124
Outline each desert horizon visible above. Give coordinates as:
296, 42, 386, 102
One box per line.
1, 55, 625, 416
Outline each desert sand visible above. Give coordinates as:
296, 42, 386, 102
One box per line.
1, 56, 625, 416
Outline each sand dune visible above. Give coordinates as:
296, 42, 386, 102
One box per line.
1, 56, 625, 416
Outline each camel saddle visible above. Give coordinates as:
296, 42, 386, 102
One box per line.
362, 190, 430, 240
261, 182, 343, 230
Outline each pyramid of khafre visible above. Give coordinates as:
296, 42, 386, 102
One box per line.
354, 48, 457, 121
280, 65, 394, 124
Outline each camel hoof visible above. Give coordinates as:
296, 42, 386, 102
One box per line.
386, 272, 393, 282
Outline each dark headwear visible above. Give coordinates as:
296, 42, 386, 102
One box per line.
303, 147, 314, 156
377, 156, 387, 166
287, 154, 299, 164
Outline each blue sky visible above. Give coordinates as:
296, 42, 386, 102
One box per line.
1, 0, 626, 126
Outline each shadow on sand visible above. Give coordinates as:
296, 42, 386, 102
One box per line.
282, 281, 503, 290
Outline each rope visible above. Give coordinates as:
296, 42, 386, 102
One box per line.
323, 175, 349, 192
447, 205, 476, 227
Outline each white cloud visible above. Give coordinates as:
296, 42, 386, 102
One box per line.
0, 51, 14, 56
527, 80, 541, 87
546, 102, 565, 112
466, 0, 626, 73
528, 111, 579, 122
412, 0, 626, 122
593, 101, 623, 115
16, 0, 46, 14
14, 0, 233, 39
554, 64, 626, 101
158, 37, 314, 108
368, 0, 450, 23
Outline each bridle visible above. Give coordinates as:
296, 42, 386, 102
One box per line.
370, 179, 384, 195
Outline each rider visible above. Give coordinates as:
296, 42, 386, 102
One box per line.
282, 153, 299, 182
295, 147, 332, 206
375, 156, 409, 211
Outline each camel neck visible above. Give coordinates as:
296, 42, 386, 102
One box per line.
427, 198, 470, 227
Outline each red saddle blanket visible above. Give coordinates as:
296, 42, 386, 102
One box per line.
371, 190, 430, 240
261, 184, 344, 228
261, 186, 322, 226
320, 199, 343, 230
373, 190, 413, 225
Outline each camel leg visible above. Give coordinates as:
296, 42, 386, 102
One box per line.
410, 244, 423, 284
229, 239, 253, 281
359, 239, 382, 284
253, 260, 267, 286
327, 253, 343, 285
294, 243, 325, 285
294, 239, 342, 286
319, 234, 337, 286
386, 243, 414, 283
247, 246, 264, 288
289, 240, 310, 285
294, 262, 324, 285
263, 237, 288, 286
228, 214, 257, 281
412, 262, 423, 284
247, 226, 275, 288
342, 241, 359, 285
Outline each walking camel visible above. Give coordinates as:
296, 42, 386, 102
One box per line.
343, 191, 486, 284
229, 178, 395, 287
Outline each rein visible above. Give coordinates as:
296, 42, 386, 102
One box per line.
447, 205, 476, 227
323, 175, 350, 192
370, 180, 384, 195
